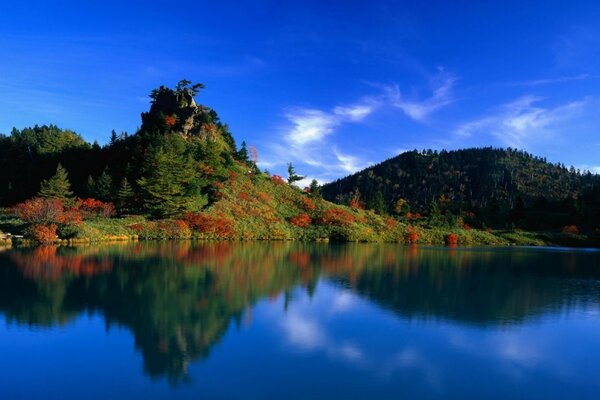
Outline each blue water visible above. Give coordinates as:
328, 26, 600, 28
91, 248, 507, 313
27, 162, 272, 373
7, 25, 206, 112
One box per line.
1, 242, 599, 399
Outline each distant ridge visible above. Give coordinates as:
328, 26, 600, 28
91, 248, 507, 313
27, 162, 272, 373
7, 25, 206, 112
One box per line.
322, 147, 600, 228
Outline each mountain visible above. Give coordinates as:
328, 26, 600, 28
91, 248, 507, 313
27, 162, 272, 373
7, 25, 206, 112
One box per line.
322, 148, 600, 229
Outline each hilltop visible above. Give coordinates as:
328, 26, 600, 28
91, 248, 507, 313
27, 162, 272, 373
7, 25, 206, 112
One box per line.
322, 148, 600, 230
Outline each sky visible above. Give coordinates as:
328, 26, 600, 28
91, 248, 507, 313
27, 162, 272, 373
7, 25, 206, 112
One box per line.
1, 0, 599, 185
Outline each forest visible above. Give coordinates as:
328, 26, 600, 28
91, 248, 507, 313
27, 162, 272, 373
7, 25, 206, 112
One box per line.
0, 80, 599, 247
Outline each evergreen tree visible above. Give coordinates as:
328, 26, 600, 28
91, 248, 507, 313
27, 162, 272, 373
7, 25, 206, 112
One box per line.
237, 141, 249, 163
138, 135, 205, 218
94, 167, 113, 201
309, 179, 321, 198
86, 175, 96, 197
117, 178, 134, 214
287, 162, 305, 185
368, 191, 387, 215
109, 129, 118, 146
38, 163, 74, 201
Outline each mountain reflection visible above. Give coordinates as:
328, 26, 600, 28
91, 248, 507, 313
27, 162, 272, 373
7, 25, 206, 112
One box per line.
1, 242, 599, 383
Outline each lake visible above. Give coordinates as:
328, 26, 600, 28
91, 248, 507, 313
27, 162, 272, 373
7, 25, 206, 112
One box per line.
1, 242, 600, 399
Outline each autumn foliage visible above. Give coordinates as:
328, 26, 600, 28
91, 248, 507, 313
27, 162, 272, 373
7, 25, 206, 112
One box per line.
28, 224, 58, 244
185, 212, 234, 237
76, 198, 116, 218
445, 233, 459, 245
562, 225, 579, 235
12, 197, 82, 225
271, 175, 286, 185
301, 197, 316, 211
319, 208, 355, 225
405, 226, 419, 244
164, 114, 177, 127
290, 213, 312, 228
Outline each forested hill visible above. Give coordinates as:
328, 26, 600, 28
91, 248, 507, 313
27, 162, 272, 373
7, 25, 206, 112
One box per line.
322, 148, 600, 228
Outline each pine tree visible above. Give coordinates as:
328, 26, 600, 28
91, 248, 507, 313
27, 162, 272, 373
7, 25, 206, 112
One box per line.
138, 135, 204, 218
368, 191, 387, 215
287, 162, 305, 185
86, 175, 96, 197
117, 178, 134, 214
237, 141, 250, 163
309, 179, 321, 198
38, 163, 74, 201
94, 167, 113, 201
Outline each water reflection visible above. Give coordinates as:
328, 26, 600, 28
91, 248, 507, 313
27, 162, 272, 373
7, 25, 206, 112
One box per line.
1, 242, 599, 385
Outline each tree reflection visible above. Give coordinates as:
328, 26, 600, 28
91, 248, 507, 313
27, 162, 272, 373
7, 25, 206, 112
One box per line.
1, 243, 599, 383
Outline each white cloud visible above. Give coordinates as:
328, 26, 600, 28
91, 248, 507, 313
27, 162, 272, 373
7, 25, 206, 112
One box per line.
386, 72, 456, 122
286, 109, 338, 146
333, 147, 371, 174
262, 99, 376, 183
456, 95, 587, 148
506, 74, 593, 87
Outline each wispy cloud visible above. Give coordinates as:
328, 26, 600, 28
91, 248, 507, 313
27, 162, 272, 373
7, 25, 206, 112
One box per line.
261, 100, 376, 183
456, 95, 587, 148
506, 73, 593, 87
385, 71, 456, 122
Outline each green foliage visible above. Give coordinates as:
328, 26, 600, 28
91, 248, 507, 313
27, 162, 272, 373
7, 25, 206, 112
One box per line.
8, 125, 88, 154
93, 167, 113, 201
309, 179, 321, 197
322, 148, 600, 229
38, 163, 74, 201
287, 162, 304, 185
117, 178, 134, 214
138, 135, 206, 218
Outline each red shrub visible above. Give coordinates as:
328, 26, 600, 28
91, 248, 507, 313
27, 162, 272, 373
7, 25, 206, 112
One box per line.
405, 212, 423, 220
349, 198, 364, 210
185, 213, 234, 237
319, 208, 355, 225
29, 224, 57, 244
385, 217, 398, 230
76, 198, 115, 218
290, 213, 312, 228
238, 192, 251, 201
164, 114, 177, 127
562, 225, 579, 235
301, 197, 316, 211
13, 197, 64, 224
271, 175, 286, 185
405, 226, 419, 244
445, 233, 459, 245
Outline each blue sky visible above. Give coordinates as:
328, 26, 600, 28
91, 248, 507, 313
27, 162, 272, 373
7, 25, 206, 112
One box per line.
1, 0, 599, 185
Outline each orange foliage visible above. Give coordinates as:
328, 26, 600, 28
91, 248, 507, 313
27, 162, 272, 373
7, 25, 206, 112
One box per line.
405, 226, 419, 244
76, 198, 115, 218
238, 192, 251, 201
405, 212, 423, 220
385, 217, 398, 230
319, 208, 355, 225
445, 233, 459, 245
13, 197, 83, 225
290, 213, 312, 228
257, 191, 271, 203
349, 198, 364, 210
562, 225, 579, 234
29, 224, 57, 244
271, 175, 286, 185
164, 114, 177, 127
301, 197, 316, 211
185, 213, 234, 237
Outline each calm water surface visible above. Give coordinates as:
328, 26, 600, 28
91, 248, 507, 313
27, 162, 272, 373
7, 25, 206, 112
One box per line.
1, 242, 600, 399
